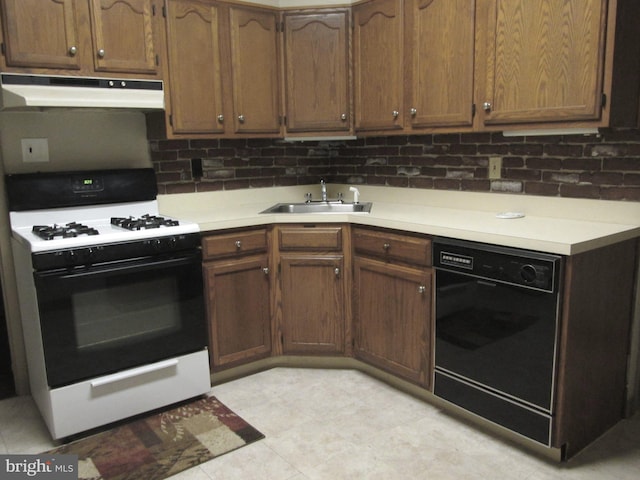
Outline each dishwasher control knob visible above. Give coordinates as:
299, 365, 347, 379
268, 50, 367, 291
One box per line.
520, 264, 538, 284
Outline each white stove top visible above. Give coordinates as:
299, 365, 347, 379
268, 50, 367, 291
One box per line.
10, 200, 199, 253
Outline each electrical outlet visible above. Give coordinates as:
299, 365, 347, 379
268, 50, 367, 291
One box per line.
21, 138, 49, 163
489, 156, 502, 179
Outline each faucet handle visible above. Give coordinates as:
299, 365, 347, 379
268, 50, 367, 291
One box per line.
304, 192, 312, 203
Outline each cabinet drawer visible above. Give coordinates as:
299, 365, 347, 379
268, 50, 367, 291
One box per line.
202, 228, 268, 259
353, 228, 431, 266
278, 226, 343, 251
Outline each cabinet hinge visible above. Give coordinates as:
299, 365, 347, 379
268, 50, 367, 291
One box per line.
152, 4, 156, 15
169, 114, 173, 127
601, 93, 607, 108
276, 21, 284, 33
279, 115, 287, 127
162, 3, 167, 18
472, 103, 476, 118
1, 43, 5, 56
155, 54, 159, 66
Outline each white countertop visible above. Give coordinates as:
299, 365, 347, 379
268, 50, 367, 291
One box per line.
158, 185, 640, 255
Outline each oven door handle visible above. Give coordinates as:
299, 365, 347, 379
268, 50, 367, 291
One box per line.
90, 358, 179, 388
34, 252, 201, 280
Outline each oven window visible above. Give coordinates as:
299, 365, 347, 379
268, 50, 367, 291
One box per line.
34, 253, 207, 388
73, 276, 181, 350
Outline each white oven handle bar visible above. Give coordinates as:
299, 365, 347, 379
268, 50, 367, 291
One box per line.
90, 358, 179, 388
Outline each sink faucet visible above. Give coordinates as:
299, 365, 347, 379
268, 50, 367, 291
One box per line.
320, 179, 328, 202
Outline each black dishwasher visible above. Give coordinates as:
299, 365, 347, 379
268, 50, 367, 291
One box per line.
433, 237, 563, 446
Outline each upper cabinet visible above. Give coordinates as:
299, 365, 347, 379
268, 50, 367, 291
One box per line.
162, 0, 280, 137
353, 0, 403, 132
0, 0, 163, 77
406, 0, 475, 130
475, 0, 609, 127
228, 5, 280, 135
164, 0, 224, 135
89, 0, 159, 74
282, 9, 352, 135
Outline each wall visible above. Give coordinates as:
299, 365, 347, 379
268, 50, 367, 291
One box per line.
151, 129, 640, 202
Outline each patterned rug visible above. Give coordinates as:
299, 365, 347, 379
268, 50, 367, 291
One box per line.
45, 396, 264, 480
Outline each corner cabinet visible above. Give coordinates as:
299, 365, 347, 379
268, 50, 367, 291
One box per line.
163, 1, 280, 137
275, 225, 350, 355
353, 227, 433, 388
0, 0, 162, 77
202, 227, 272, 370
282, 9, 352, 135
475, 0, 610, 126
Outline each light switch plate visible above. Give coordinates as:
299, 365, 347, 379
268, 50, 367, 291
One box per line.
21, 138, 49, 163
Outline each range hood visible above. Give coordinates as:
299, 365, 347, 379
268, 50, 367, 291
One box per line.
0, 73, 164, 111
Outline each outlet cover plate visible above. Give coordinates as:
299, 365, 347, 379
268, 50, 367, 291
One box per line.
21, 138, 49, 163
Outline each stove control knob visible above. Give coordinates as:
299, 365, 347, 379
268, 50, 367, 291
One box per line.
64, 249, 77, 265
168, 236, 178, 249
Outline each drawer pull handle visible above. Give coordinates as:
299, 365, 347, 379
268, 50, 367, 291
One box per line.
235, 240, 242, 249
383, 243, 391, 250
263, 267, 270, 275
91, 359, 178, 388
418, 285, 426, 294
334, 267, 340, 277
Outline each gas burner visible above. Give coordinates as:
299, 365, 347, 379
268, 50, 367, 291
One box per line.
32, 222, 100, 241
111, 214, 180, 231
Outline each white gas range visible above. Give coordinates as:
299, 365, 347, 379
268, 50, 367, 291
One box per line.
6, 168, 211, 440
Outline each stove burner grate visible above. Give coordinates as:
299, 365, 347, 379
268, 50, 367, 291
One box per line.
110, 214, 180, 231
32, 222, 100, 240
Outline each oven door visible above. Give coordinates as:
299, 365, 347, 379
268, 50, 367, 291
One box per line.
34, 251, 207, 388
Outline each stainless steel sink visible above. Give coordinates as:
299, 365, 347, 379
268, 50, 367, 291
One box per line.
260, 202, 372, 214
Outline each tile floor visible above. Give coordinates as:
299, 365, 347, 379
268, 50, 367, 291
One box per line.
1, 367, 639, 479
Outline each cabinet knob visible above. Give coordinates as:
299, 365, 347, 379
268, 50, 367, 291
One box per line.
97, 49, 105, 58
383, 243, 391, 251
392, 110, 399, 119
418, 285, 426, 294
217, 114, 224, 123
483, 102, 492, 112
68, 46, 78, 56
238, 114, 245, 123
235, 240, 242, 249
340, 113, 347, 121
262, 267, 270, 275
410, 108, 417, 117
334, 267, 340, 277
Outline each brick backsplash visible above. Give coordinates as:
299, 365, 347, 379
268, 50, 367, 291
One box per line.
150, 130, 640, 201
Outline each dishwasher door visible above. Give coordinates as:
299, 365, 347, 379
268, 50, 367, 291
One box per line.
433, 238, 563, 446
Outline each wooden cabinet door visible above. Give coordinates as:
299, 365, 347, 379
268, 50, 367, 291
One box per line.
353, 0, 404, 132
165, 0, 224, 134
0, 0, 82, 69
283, 10, 351, 133
406, 0, 475, 128
205, 254, 271, 369
280, 254, 345, 354
228, 5, 280, 135
477, 0, 608, 125
354, 256, 432, 387
89, 0, 158, 74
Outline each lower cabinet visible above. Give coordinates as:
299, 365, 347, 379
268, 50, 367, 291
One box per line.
354, 257, 432, 387
352, 227, 433, 388
202, 228, 272, 370
275, 225, 348, 355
